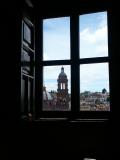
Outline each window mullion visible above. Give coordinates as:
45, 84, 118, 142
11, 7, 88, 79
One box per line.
35, 16, 43, 118
70, 14, 80, 115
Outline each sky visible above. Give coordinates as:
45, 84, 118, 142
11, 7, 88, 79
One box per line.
43, 17, 70, 60
43, 11, 109, 93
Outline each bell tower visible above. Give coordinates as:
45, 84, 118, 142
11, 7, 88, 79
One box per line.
57, 67, 69, 108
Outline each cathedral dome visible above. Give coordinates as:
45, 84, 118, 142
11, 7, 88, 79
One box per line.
58, 67, 67, 78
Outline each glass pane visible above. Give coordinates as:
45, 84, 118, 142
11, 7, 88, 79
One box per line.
80, 63, 110, 111
79, 11, 108, 58
21, 75, 34, 118
43, 65, 71, 111
21, 50, 31, 74
43, 17, 70, 60
23, 22, 31, 44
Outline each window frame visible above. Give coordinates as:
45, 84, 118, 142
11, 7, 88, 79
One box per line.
21, 17, 35, 119
34, 8, 112, 120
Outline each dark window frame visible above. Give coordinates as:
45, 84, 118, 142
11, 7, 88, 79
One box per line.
34, 8, 112, 120
21, 16, 35, 119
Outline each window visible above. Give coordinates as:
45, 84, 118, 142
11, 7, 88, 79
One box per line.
21, 9, 111, 120
80, 63, 110, 111
79, 12, 110, 112
23, 22, 31, 45
43, 65, 71, 111
21, 18, 35, 119
38, 17, 71, 113
35, 10, 110, 119
43, 17, 70, 60
79, 12, 108, 58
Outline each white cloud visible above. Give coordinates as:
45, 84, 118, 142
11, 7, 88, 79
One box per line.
80, 12, 108, 58
81, 26, 107, 44
80, 26, 108, 58
80, 63, 109, 92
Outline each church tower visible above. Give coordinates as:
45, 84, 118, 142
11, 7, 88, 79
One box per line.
57, 67, 69, 108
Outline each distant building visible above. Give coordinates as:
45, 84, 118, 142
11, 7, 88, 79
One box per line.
43, 86, 53, 110
43, 67, 70, 111
57, 67, 69, 109
80, 91, 110, 111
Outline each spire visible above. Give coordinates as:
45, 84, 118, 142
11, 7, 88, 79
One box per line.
61, 66, 64, 73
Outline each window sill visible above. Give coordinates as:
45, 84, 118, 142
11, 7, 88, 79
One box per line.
21, 116, 109, 124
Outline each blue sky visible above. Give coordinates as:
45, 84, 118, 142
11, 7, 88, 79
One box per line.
43, 11, 109, 93
43, 17, 70, 60
80, 12, 108, 58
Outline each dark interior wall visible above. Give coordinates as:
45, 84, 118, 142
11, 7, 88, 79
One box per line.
17, 121, 110, 159
1, 1, 21, 126
1, 0, 119, 159
1, 1, 22, 159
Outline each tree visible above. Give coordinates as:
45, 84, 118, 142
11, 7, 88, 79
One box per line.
102, 88, 107, 94
84, 91, 90, 97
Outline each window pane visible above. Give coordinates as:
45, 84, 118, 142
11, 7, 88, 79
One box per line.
79, 12, 108, 58
43, 65, 71, 111
80, 63, 110, 111
43, 17, 70, 60
21, 75, 35, 118
23, 22, 31, 44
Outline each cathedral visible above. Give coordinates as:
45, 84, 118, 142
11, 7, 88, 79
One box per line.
43, 67, 70, 111
57, 67, 69, 109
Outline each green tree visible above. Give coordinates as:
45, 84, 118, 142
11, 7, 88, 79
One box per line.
102, 88, 107, 94
84, 91, 90, 97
